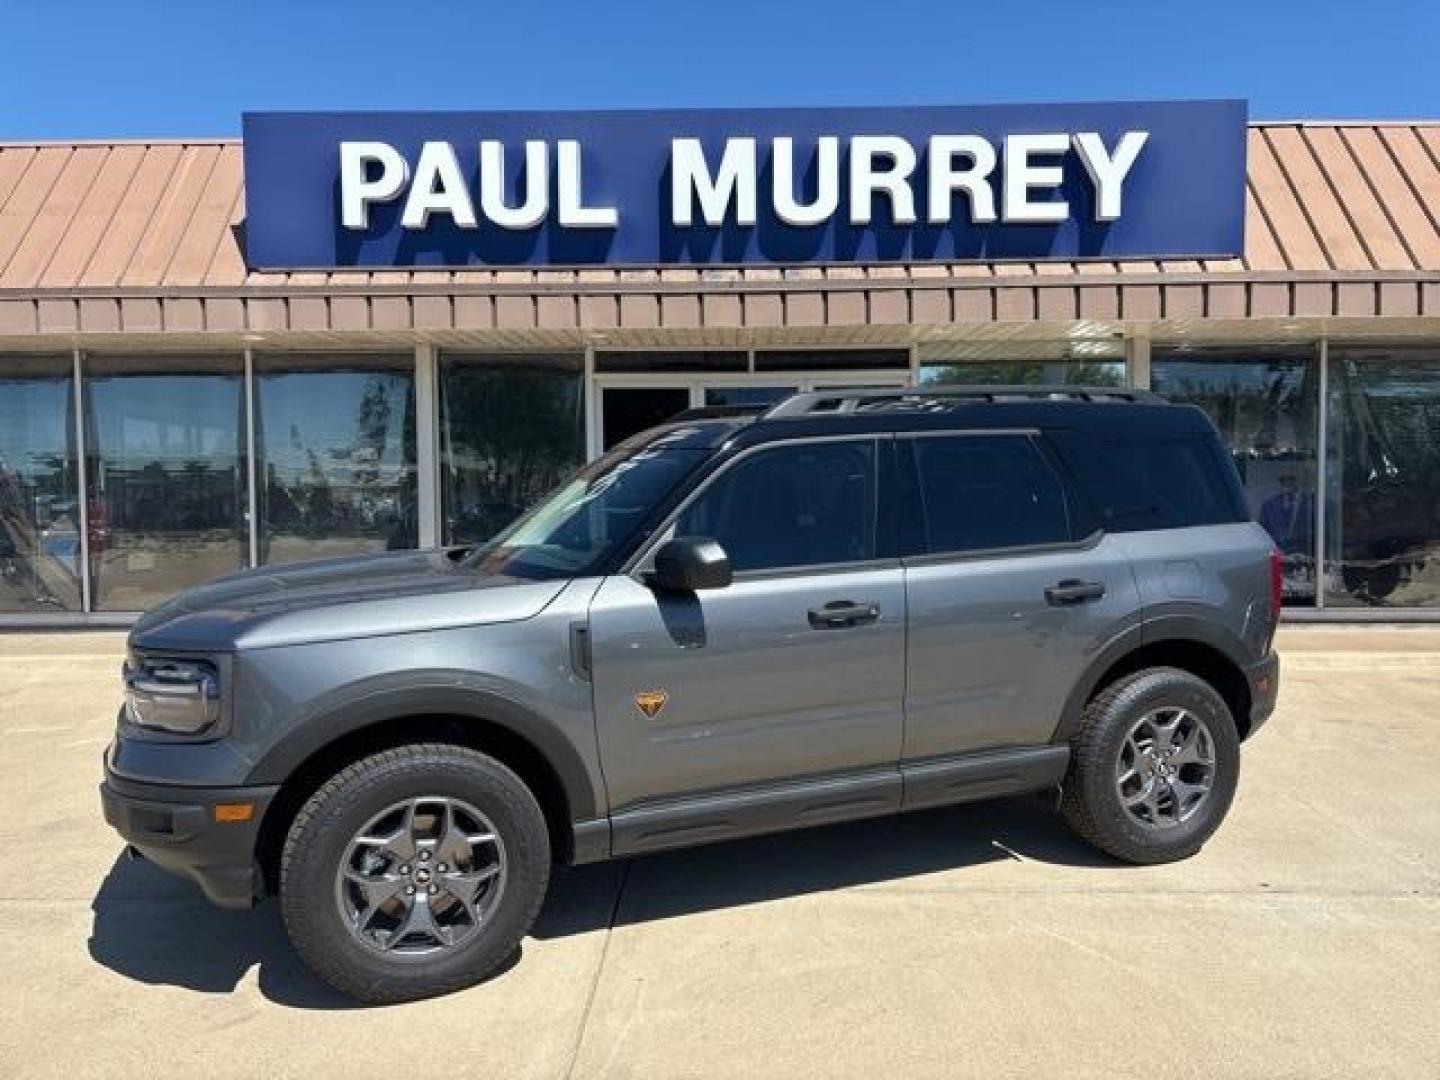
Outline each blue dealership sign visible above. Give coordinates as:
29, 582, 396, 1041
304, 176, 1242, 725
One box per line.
241, 100, 1246, 269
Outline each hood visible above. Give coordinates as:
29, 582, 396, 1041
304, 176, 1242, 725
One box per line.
129, 549, 568, 653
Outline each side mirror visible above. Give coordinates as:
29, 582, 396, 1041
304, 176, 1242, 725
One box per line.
649, 536, 733, 592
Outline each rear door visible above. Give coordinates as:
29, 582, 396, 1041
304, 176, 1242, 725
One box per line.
899, 430, 1141, 771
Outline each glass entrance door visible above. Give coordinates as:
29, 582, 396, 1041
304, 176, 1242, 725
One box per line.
593, 374, 910, 456
599, 386, 691, 451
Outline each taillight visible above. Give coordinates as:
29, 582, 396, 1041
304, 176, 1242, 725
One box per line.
1269, 549, 1284, 626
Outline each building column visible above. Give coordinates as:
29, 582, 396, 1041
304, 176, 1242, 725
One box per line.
414, 343, 441, 548
1127, 333, 1151, 389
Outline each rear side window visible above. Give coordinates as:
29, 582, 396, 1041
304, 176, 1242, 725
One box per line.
909, 435, 1071, 554
1092, 436, 1242, 530
674, 439, 876, 572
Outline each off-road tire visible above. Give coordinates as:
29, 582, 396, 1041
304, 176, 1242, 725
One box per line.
280, 743, 550, 1004
1061, 667, 1240, 864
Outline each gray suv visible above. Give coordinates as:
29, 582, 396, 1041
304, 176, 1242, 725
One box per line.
101, 386, 1280, 1003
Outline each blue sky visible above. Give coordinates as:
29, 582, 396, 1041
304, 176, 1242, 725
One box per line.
2, 0, 1436, 138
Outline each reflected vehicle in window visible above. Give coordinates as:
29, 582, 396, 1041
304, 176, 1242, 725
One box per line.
104, 387, 1280, 1005
1326, 351, 1440, 607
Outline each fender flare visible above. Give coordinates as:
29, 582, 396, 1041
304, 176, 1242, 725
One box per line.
245, 671, 601, 821
1051, 613, 1253, 745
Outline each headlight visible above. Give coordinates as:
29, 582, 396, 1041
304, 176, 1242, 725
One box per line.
123, 656, 221, 736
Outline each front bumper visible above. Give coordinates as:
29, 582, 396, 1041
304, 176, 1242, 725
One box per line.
1244, 651, 1280, 738
100, 766, 278, 909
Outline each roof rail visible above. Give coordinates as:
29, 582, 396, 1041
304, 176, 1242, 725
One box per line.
762, 385, 1161, 418
668, 403, 770, 422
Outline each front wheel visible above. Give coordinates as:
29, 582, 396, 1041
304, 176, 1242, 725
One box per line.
1061, 667, 1240, 864
280, 744, 551, 1004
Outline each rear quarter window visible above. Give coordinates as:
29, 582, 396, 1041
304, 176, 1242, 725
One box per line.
1084, 435, 1245, 531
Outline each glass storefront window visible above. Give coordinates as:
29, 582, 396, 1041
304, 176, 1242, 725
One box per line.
756, 348, 909, 372
1152, 347, 1320, 607
0, 356, 80, 612
439, 353, 584, 545
1325, 348, 1440, 608
918, 342, 1125, 388
256, 355, 417, 565
703, 385, 797, 407
83, 355, 247, 611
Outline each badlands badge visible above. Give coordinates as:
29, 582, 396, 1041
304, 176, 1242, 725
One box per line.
634, 689, 669, 719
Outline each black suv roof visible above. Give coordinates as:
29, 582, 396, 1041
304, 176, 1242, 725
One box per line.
630, 386, 1214, 453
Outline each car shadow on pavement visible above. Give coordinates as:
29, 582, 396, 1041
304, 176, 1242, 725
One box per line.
535, 793, 1119, 939
88, 793, 1115, 1007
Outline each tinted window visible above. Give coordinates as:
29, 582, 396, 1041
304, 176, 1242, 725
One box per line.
1094, 436, 1242, 531
674, 441, 876, 572
911, 436, 1070, 554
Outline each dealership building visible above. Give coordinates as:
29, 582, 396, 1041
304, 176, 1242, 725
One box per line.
1, 102, 1438, 625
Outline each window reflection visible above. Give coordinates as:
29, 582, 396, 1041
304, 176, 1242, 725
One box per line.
1325, 350, 1440, 607
0, 357, 80, 612
1152, 349, 1319, 606
919, 359, 1125, 387
703, 386, 796, 407
256, 357, 417, 565
439, 354, 583, 545
84, 357, 247, 611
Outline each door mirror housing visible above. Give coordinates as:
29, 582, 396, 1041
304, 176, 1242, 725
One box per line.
648, 536, 733, 592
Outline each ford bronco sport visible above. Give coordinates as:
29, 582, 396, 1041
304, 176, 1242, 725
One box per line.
101, 386, 1280, 1003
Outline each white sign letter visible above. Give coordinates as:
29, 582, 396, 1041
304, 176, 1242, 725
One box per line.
401, 141, 476, 229
671, 137, 757, 227
849, 136, 917, 226
773, 136, 840, 227
926, 135, 997, 224
340, 141, 409, 230
557, 140, 618, 228
1072, 131, 1148, 221
479, 140, 549, 230
1003, 133, 1070, 224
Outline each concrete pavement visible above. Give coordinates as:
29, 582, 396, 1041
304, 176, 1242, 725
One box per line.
0, 626, 1437, 1078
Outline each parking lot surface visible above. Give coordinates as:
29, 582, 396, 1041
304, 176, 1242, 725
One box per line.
1, 627, 1437, 1079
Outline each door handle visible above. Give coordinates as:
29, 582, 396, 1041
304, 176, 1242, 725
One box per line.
808, 600, 881, 629
1045, 579, 1106, 605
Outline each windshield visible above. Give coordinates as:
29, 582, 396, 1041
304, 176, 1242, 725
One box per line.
463, 442, 706, 580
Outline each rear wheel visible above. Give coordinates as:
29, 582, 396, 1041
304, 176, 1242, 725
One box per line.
1061, 667, 1240, 864
280, 743, 550, 1004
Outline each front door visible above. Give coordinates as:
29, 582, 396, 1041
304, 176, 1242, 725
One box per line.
588, 436, 906, 833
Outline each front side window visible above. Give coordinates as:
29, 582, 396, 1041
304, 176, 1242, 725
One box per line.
910, 435, 1070, 554
467, 442, 706, 580
673, 440, 877, 573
